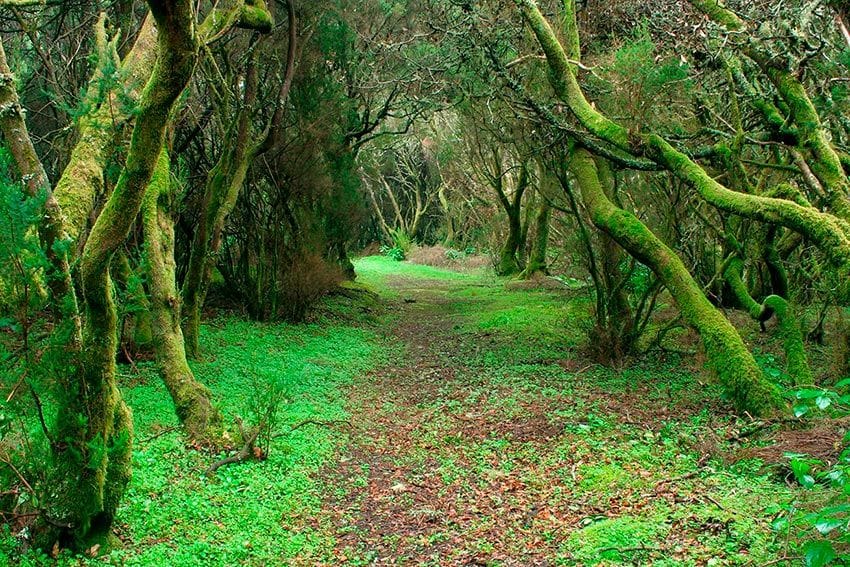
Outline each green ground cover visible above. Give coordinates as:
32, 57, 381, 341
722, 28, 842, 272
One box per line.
4, 256, 831, 565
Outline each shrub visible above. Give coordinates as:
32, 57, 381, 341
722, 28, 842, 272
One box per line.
772, 380, 850, 566
406, 244, 491, 271
380, 244, 405, 261
388, 228, 412, 256
275, 252, 343, 322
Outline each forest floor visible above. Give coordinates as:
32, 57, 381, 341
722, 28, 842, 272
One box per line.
6, 256, 831, 566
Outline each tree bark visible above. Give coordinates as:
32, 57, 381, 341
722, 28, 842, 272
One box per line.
143, 149, 224, 444
516, 0, 850, 273
43, 0, 198, 548
570, 147, 781, 415
183, 3, 294, 355
519, 198, 551, 278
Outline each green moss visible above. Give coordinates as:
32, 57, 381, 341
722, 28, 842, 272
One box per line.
570, 148, 782, 415
566, 516, 664, 564
143, 150, 224, 443
649, 135, 850, 271
723, 256, 812, 386
516, 0, 631, 150
687, 0, 745, 30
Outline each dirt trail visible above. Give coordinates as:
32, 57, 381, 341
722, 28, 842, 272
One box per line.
313, 275, 576, 566
308, 270, 802, 566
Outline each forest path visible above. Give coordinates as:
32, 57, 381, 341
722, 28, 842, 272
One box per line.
308, 258, 791, 566
320, 269, 575, 565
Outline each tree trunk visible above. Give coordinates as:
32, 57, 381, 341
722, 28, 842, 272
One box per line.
570, 148, 781, 415
182, 3, 294, 353
143, 150, 224, 444
519, 199, 551, 278
495, 164, 529, 276
53, 15, 158, 248
0, 38, 79, 319
497, 206, 523, 276
723, 252, 812, 386
42, 0, 198, 549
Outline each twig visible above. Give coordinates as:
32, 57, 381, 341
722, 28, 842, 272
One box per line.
204, 427, 260, 476
138, 426, 181, 445
726, 418, 804, 443
28, 383, 54, 447
0, 456, 33, 494
121, 342, 141, 376
597, 545, 664, 555
702, 493, 725, 510
751, 556, 801, 566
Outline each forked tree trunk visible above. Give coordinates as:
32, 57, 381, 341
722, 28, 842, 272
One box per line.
519, 199, 551, 278
42, 0, 198, 549
570, 148, 781, 415
495, 164, 529, 276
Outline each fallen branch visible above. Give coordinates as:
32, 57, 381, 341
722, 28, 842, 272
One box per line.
138, 426, 181, 445
726, 417, 805, 443
205, 418, 351, 475
205, 421, 260, 476
204, 417, 260, 475
654, 470, 698, 489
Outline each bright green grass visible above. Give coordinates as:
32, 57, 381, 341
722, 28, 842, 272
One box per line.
353, 256, 476, 296
2, 256, 818, 565
4, 298, 387, 566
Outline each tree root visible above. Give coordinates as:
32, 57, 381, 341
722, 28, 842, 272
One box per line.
204, 418, 352, 476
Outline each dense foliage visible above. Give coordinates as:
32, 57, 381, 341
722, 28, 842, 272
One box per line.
0, 0, 849, 563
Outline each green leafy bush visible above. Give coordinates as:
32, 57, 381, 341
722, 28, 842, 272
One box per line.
380, 244, 405, 261
389, 228, 412, 255
0, 151, 69, 536
772, 380, 850, 566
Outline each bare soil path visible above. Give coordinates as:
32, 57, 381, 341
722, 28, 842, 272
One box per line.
306, 265, 803, 566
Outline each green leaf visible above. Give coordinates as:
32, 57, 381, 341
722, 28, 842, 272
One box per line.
804, 540, 835, 567
835, 378, 850, 389
814, 518, 844, 535
815, 395, 832, 410
771, 516, 789, 532
793, 403, 811, 417
796, 389, 825, 400
790, 458, 816, 488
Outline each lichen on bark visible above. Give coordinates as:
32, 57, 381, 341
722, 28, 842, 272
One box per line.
43, 0, 199, 549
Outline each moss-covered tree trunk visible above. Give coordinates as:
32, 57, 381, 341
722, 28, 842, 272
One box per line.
181, 146, 248, 358
43, 0, 198, 549
516, 0, 850, 273
495, 163, 529, 276
519, 199, 551, 278
143, 150, 224, 443
722, 251, 812, 386
182, 8, 290, 354
53, 15, 158, 248
497, 204, 524, 275
570, 147, 781, 415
